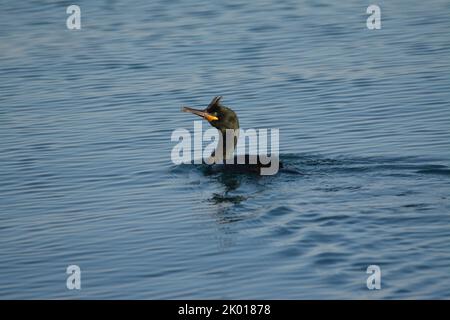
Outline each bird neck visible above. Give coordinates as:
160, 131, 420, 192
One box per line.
209, 128, 239, 163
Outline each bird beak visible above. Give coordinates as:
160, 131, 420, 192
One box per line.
182, 106, 219, 122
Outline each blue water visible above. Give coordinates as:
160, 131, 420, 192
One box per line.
1, 0, 450, 299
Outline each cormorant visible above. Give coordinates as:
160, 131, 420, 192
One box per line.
182, 96, 281, 175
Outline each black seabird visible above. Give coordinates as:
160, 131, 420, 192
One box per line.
182, 96, 281, 174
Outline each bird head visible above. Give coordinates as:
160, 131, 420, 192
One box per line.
182, 96, 239, 132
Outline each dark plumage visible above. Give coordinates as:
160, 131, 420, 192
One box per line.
182, 96, 282, 174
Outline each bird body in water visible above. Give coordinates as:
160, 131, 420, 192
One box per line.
182, 96, 282, 175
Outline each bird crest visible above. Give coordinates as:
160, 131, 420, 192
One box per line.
206, 96, 223, 111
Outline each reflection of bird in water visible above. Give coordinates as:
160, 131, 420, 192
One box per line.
182, 96, 281, 174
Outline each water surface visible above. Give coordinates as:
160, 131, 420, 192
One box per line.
1, 0, 450, 299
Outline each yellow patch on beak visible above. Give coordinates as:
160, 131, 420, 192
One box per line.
205, 114, 219, 122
